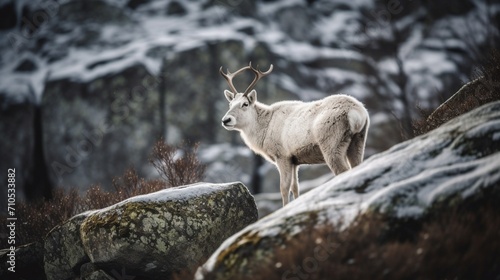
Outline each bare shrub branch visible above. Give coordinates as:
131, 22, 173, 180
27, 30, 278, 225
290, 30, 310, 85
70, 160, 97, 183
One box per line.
149, 139, 206, 187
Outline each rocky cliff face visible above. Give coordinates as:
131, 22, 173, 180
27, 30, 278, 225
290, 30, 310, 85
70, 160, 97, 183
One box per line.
196, 101, 500, 279
42, 63, 161, 189
0, 0, 498, 203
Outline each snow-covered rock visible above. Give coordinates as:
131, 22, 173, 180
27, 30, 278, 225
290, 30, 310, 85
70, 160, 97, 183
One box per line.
196, 101, 500, 279
43, 182, 257, 280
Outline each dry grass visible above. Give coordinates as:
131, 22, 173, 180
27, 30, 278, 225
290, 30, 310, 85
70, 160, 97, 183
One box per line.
0, 140, 205, 248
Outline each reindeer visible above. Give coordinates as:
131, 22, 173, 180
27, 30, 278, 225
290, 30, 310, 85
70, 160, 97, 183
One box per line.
220, 62, 370, 206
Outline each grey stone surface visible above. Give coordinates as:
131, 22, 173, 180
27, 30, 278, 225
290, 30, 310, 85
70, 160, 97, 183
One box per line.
42, 63, 161, 190
80, 182, 257, 279
44, 213, 90, 280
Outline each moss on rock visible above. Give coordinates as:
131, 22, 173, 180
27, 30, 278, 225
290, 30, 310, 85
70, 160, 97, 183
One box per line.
79, 182, 257, 280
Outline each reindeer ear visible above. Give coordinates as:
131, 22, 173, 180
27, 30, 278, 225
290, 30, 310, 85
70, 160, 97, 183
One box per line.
224, 90, 235, 102
247, 90, 257, 104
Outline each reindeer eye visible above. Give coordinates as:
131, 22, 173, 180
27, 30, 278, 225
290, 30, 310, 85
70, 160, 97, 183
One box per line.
242, 102, 249, 107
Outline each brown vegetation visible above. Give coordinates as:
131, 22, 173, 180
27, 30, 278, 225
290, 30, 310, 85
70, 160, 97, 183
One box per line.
150, 140, 206, 187
413, 49, 500, 136
0, 140, 205, 249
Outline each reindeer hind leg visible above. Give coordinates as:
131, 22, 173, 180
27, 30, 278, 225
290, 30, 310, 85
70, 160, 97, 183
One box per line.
319, 131, 352, 175
346, 131, 366, 168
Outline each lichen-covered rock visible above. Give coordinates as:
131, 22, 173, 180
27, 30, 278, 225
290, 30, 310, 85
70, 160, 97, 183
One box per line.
196, 101, 500, 279
80, 262, 114, 280
44, 213, 90, 280
80, 182, 257, 280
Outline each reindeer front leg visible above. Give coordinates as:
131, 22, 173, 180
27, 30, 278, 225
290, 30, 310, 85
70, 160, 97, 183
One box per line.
290, 164, 299, 200
277, 160, 294, 206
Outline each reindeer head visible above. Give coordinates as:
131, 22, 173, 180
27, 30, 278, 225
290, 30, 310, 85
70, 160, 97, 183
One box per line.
220, 62, 273, 131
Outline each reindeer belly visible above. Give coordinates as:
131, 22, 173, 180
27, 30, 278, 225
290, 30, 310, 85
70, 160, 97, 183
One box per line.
291, 144, 325, 165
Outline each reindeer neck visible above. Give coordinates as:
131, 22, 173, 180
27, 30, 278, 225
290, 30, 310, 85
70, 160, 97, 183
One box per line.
241, 102, 273, 151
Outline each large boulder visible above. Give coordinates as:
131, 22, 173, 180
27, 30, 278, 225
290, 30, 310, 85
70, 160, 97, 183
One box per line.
196, 101, 500, 279
43, 182, 257, 280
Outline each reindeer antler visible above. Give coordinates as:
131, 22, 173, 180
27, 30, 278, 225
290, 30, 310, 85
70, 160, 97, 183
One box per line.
219, 62, 273, 95
244, 62, 273, 96
219, 65, 251, 94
